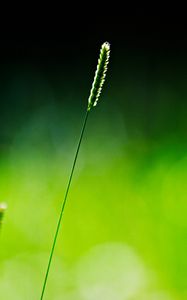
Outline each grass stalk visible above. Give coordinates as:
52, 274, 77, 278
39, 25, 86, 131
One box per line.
40, 110, 89, 300
40, 41, 110, 300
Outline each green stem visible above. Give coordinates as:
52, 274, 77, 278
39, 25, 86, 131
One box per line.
40, 109, 90, 300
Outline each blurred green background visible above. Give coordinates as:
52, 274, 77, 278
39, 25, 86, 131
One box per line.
0, 20, 187, 299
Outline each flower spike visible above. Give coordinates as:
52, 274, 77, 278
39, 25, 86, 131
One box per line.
87, 42, 110, 111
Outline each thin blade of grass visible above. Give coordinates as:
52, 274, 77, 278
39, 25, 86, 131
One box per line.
40, 110, 89, 300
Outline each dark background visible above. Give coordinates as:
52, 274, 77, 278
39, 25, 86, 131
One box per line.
1, 18, 187, 142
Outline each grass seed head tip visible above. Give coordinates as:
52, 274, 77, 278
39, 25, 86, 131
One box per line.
0, 202, 7, 223
102, 41, 110, 50
0, 202, 7, 211
87, 41, 110, 111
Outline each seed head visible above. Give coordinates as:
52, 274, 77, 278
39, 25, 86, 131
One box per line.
87, 42, 110, 111
0, 202, 7, 225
